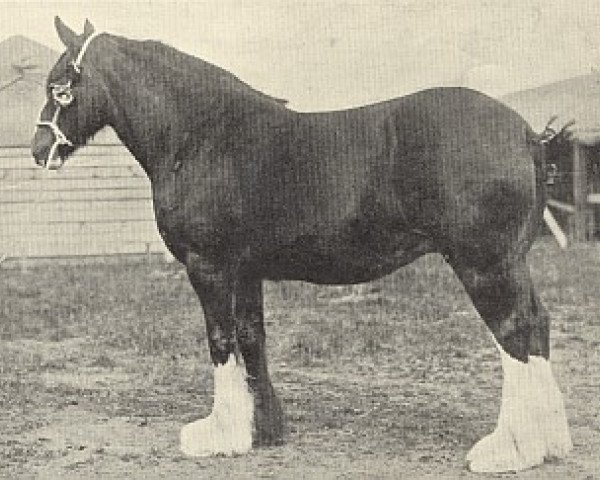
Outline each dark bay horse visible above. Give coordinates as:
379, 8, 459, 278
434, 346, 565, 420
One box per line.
31, 18, 573, 472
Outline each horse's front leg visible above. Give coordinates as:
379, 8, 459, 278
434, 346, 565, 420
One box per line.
234, 272, 284, 446
180, 252, 254, 457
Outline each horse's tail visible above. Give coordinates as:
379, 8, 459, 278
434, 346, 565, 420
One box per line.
527, 116, 575, 241
532, 115, 575, 194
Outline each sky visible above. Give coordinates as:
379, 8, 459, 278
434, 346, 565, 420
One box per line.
2, 0, 600, 111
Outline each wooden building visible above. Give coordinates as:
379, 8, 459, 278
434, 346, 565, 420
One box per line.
503, 74, 600, 242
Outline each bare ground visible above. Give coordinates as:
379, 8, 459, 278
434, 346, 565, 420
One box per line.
0, 238, 599, 479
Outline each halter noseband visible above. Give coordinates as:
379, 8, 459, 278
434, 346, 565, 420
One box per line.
36, 32, 102, 169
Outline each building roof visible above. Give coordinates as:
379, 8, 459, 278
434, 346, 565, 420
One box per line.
0, 35, 119, 147
502, 73, 600, 145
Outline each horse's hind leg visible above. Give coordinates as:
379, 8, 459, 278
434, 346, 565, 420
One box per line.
234, 273, 284, 446
451, 257, 572, 472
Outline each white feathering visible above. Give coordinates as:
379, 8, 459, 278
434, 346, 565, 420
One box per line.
181, 354, 254, 456
467, 344, 572, 472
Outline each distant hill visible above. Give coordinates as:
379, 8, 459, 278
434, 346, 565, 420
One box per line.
0, 34, 57, 87
0, 35, 119, 147
0, 35, 58, 146
502, 73, 600, 144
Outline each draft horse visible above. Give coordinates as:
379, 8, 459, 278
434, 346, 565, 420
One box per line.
32, 18, 573, 472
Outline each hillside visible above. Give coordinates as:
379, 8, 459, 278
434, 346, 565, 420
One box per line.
0, 35, 58, 146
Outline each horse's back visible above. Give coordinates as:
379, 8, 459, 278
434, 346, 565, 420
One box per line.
246, 88, 538, 281
276, 87, 536, 236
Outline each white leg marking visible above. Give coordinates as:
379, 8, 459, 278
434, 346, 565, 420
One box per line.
467, 344, 572, 472
180, 354, 254, 457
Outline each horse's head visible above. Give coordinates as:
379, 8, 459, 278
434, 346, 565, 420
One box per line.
32, 17, 112, 169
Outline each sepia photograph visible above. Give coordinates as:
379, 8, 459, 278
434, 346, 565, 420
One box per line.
0, 1, 599, 478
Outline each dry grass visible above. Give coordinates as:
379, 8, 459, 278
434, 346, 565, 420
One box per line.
0, 237, 599, 478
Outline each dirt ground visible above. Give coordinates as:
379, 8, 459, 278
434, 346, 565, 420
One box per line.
0, 239, 599, 479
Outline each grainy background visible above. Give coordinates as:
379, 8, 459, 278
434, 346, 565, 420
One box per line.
1, 1, 599, 479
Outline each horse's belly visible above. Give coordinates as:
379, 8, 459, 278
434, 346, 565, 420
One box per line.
257, 233, 435, 285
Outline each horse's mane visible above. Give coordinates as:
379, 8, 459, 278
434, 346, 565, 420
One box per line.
105, 35, 290, 154
113, 36, 288, 107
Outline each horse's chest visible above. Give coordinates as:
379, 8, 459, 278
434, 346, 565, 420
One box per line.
150, 159, 241, 255
152, 177, 187, 247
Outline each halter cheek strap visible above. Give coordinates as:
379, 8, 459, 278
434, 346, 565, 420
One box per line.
71, 32, 101, 74
36, 32, 102, 169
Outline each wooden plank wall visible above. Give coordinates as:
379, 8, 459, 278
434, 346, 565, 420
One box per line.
0, 145, 171, 260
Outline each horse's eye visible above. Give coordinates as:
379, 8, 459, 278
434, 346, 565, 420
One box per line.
51, 84, 74, 107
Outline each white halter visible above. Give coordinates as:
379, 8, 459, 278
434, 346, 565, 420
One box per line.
36, 32, 102, 169
71, 32, 101, 74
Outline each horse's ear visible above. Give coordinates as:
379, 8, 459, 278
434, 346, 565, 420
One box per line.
55, 16, 77, 49
83, 19, 95, 37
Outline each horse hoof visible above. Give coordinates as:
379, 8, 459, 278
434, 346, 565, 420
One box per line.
253, 423, 285, 448
180, 415, 252, 457
253, 391, 285, 447
466, 427, 538, 472
465, 424, 572, 473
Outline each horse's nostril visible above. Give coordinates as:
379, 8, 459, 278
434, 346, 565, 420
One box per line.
31, 144, 46, 163
31, 142, 52, 167
31, 128, 53, 164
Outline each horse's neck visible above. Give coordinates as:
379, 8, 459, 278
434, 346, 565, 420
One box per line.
101, 53, 211, 175
104, 78, 186, 175
101, 41, 280, 178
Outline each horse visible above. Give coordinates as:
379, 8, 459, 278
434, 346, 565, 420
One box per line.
31, 17, 573, 473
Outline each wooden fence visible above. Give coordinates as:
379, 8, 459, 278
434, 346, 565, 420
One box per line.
0, 145, 171, 262
545, 138, 600, 242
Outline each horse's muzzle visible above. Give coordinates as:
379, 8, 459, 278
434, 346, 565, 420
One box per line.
31, 128, 64, 169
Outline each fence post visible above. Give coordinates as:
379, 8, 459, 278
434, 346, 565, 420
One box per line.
572, 141, 589, 241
